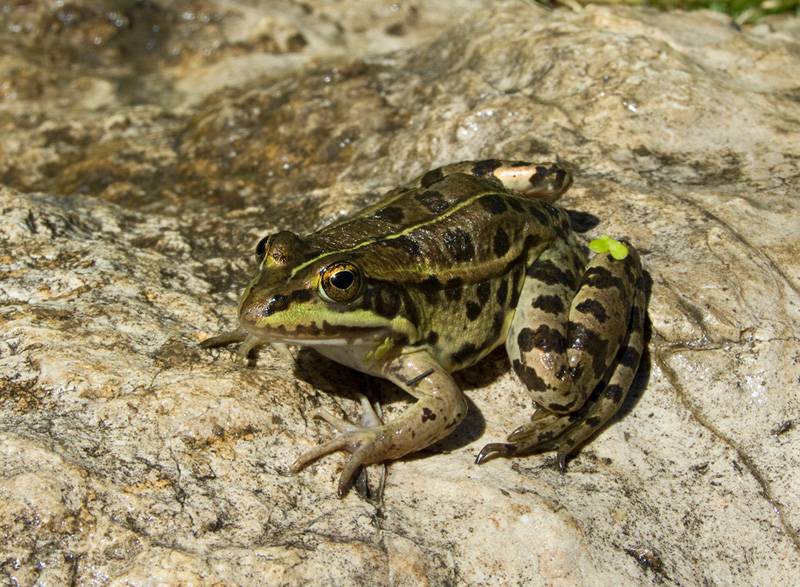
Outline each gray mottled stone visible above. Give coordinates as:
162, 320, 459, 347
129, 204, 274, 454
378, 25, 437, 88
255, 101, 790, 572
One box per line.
1, 0, 798, 585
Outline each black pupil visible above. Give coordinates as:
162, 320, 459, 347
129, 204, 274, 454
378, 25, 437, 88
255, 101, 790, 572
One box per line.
256, 236, 270, 257
330, 270, 354, 290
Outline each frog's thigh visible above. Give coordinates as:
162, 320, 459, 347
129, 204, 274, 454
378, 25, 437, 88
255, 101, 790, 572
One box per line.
505, 241, 582, 406
542, 279, 645, 454
508, 244, 640, 413
487, 279, 645, 469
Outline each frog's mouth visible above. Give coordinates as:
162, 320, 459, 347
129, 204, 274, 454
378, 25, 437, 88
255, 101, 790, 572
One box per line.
239, 300, 394, 346
247, 322, 392, 346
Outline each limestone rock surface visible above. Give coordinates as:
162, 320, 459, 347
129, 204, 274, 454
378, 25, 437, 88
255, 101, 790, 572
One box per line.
1, 1, 799, 585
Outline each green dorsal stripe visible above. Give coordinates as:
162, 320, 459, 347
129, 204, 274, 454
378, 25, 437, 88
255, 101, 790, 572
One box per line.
290, 187, 518, 279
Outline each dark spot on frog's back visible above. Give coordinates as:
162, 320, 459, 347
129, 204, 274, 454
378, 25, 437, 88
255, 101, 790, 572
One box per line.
527, 203, 551, 226
396, 235, 422, 257
418, 275, 441, 301
466, 301, 481, 321
543, 203, 562, 221
445, 277, 463, 301
508, 266, 524, 308
478, 193, 507, 216
490, 312, 505, 340
477, 282, 491, 306
496, 279, 508, 306
507, 197, 524, 213
443, 228, 475, 262
420, 167, 444, 188
493, 227, 510, 257
372, 206, 405, 224
470, 159, 503, 177
415, 190, 450, 214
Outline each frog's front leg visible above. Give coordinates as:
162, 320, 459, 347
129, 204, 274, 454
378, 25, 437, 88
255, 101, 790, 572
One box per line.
478, 240, 645, 469
292, 350, 467, 496
200, 327, 275, 363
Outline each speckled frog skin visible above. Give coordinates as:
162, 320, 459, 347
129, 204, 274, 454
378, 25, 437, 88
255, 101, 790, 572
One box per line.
203, 160, 645, 495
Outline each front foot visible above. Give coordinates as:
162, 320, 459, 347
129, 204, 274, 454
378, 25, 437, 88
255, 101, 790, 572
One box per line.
200, 327, 271, 363
292, 422, 387, 497
292, 395, 387, 497
292, 351, 467, 496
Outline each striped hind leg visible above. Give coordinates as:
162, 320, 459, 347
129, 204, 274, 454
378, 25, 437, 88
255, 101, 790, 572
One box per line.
477, 242, 645, 469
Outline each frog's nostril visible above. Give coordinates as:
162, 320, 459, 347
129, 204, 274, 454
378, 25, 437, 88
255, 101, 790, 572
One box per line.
261, 294, 290, 317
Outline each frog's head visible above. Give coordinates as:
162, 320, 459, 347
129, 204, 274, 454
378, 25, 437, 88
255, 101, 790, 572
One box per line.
237, 231, 416, 346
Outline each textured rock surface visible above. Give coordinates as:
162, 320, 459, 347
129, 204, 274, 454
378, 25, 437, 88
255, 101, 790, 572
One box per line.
1, 0, 799, 585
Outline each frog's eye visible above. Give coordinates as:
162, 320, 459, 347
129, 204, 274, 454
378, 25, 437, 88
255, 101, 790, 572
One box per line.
319, 261, 363, 303
255, 235, 272, 261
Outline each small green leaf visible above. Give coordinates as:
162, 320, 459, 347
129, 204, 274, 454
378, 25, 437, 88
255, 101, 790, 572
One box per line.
589, 234, 610, 254
589, 234, 629, 260
608, 240, 629, 260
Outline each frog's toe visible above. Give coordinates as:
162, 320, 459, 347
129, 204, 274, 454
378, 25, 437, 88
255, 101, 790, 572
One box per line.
310, 407, 362, 434
474, 442, 518, 464
353, 392, 383, 428
475, 410, 589, 470
199, 327, 248, 349
475, 437, 571, 472
291, 423, 389, 497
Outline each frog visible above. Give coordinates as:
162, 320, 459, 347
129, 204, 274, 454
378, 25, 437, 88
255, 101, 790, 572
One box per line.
202, 160, 646, 496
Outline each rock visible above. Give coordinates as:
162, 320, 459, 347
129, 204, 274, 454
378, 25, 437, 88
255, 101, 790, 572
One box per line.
1, 0, 798, 585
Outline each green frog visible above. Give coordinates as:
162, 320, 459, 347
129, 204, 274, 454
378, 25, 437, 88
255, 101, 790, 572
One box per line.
202, 160, 645, 495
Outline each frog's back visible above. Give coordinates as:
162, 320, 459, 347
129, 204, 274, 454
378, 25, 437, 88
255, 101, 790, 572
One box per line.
305, 169, 577, 371
306, 172, 567, 286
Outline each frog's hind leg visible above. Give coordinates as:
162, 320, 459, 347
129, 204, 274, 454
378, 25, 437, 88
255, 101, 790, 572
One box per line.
477, 281, 645, 470
477, 243, 645, 469
406, 160, 572, 202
